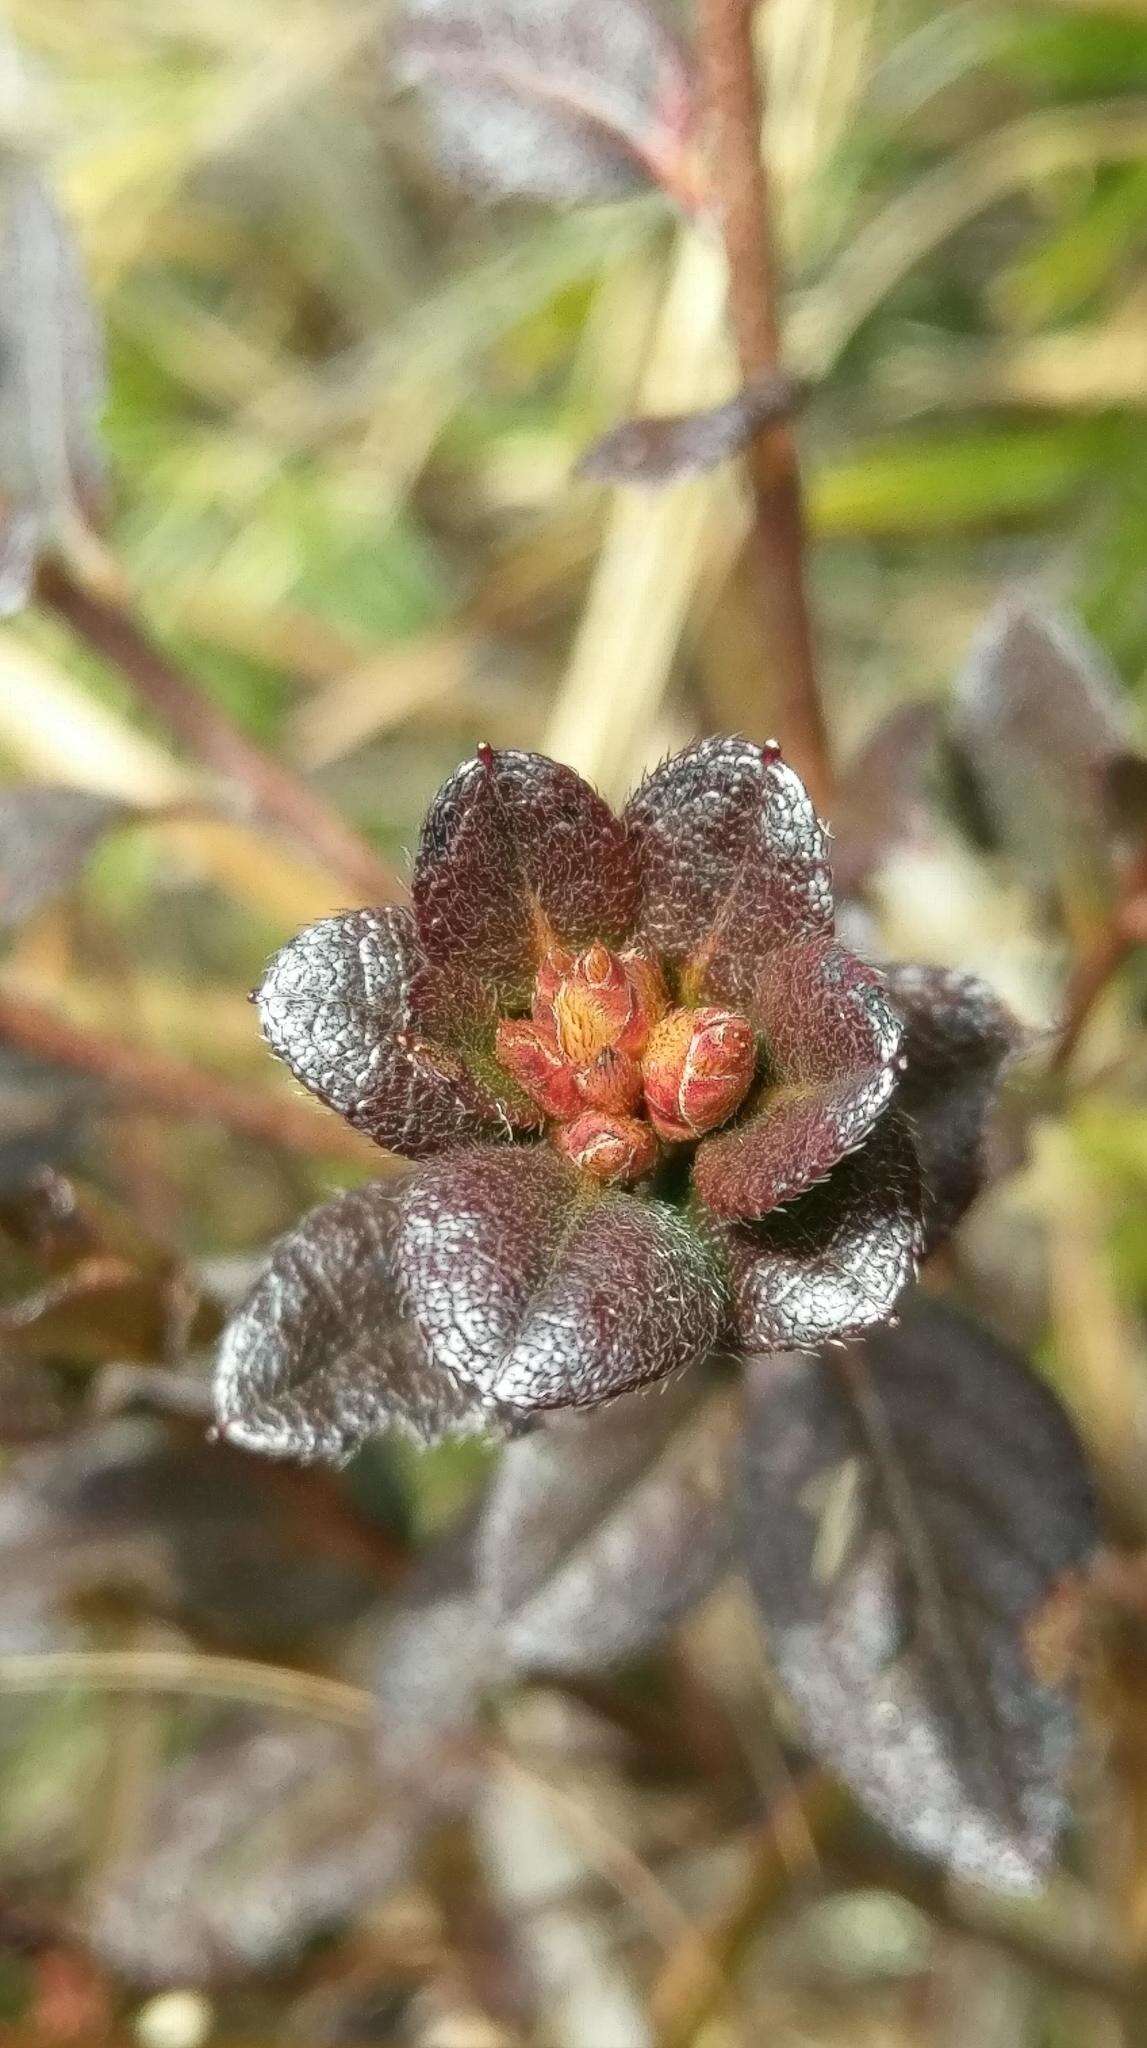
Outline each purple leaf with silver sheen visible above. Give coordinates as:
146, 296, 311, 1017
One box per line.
222, 737, 1021, 1459
392, 0, 698, 208
577, 372, 802, 487
413, 746, 638, 1009
831, 701, 942, 901
722, 1110, 923, 1354
741, 1299, 1098, 1890
256, 906, 516, 1158
694, 940, 903, 1221
0, 785, 134, 933
87, 1715, 422, 1986
216, 1181, 495, 1463
880, 963, 1022, 1253
954, 593, 1132, 885
626, 736, 833, 1004
479, 1372, 737, 1673
397, 1145, 725, 1413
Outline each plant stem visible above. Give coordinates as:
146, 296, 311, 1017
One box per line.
37, 559, 401, 905
0, 985, 379, 1168
697, 0, 832, 810
651, 1772, 840, 2048
1054, 844, 1147, 1071
0, 1648, 375, 1730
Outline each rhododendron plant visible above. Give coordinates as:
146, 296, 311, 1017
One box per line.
216, 736, 1019, 1459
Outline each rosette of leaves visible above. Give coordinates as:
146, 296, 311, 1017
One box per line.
216, 738, 1023, 1455
203, 737, 1102, 1899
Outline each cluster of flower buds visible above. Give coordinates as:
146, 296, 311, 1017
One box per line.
496, 941, 757, 1185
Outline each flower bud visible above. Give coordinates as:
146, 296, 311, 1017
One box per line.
576, 1046, 643, 1115
495, 1017, 580, 1120
642, 1007, 756, 1142
531, 944, 574, 1027
554, 1110, 659, 1185
551, 942, 635, 1063
615, 949, 669, 1054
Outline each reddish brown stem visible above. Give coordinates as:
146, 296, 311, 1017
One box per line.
697, 0, 832, 812
0, 986, 378, 1168
1054, 844, 1147, 1072
37, 560, 401, 905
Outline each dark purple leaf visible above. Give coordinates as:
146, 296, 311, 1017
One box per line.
831, 702, 942, 900
88, 1714, 419, 1985
413, 747, 638, 1011
693, 941, 902, 1220
89, 1554, 501, 1983
0, 1420, 382, 1654
881, 963, 1022, 1251
397, 1144, 726, 1413
0, 163, 104, 616
478, 1372, 736, 1673
0, 1052, 99, 1190
576, 373, 802, 486
953, 593, 1131, 883
392, 0, 698, 209
370, 1585, 503, 1794
1103, 750, 1147, 846
722, 1111, 923, 1352
0, 1355, 69, 1444
215, 1181, 496, 1463
256, 905, 517, 1158
740, 1298, 1098, 1889
0, 786, 133, 932
626, 738, 833, 1006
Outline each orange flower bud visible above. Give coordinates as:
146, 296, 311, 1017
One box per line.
642, 1007, 756, 1142
576, 1046, 644, 1115
495, 1017, 580, 1120
531, 944, 574, 1027
554, 1110, 659, 1185
615, 949, 669, 1054
552, 943, 636, 1063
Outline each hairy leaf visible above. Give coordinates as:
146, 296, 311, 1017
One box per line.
0, 785, 133, 932
576, 373, 801, 486
256, 905, 514, 1158
392, 0, 697, 208
397, 1144, 726, 1412
722, 1111, 923, 1352
216, 1181, 494, 1463
0, 163, 104, 615
479, 1373, 736, 1673
831, 703, 942, 901
741, 1299, 1098, 1889
413, 748, 638, 1010
693, 941, 902, 1220
881, 964, 1022, 1250
626, 739, 833, 1006
88, 1715, 418, 1985
953, 593, 1131, 883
